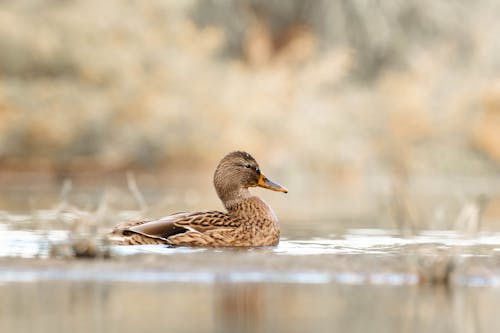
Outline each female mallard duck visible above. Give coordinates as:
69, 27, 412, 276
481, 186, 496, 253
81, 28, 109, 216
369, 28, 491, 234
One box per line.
110, 151, 287, 246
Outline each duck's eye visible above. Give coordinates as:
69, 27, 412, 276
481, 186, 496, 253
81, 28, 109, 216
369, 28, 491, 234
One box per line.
244, 164, 252, 169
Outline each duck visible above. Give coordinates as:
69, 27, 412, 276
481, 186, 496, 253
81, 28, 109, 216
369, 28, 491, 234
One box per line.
109, 151, 287, 246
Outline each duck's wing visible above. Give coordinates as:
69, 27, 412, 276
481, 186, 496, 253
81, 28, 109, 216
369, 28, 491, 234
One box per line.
172, 210, 241, 231
112, 211, 241, 244
126, 212, 191, 238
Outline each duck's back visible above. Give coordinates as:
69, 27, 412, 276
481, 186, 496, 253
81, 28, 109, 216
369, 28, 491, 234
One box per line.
109, 196, 280, 247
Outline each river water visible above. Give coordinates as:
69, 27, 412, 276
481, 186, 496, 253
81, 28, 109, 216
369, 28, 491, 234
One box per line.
1, 214, 500, 332
1, 173, 500, 332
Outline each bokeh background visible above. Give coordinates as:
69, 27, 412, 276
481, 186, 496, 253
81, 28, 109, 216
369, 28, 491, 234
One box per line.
0, 0, 499, 232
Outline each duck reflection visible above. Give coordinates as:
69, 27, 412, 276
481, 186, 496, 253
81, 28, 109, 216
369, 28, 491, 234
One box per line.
214, 282, 265, 333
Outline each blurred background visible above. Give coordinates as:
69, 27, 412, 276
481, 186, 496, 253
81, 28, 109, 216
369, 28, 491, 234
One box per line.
0, 0, 499, 232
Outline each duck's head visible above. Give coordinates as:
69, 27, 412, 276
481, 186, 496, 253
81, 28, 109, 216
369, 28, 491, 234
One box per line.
213, 151, 287, 204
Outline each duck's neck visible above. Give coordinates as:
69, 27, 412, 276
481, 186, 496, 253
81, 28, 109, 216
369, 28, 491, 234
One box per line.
223, 192, 278, 224
220, 188, 252, 211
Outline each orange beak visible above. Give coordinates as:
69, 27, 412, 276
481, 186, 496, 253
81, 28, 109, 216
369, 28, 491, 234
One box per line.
257, 173, 288, 193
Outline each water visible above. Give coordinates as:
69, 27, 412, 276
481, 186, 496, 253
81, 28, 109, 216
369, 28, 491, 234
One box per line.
1, 170, 500, 333
1, 210, 500, 333
2, 279, 499, 333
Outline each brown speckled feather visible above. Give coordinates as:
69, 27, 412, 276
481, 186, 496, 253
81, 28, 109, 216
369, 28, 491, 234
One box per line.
109, 151, 287, 247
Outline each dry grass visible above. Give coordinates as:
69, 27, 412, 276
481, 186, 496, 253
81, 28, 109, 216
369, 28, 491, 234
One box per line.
0, 0, 499, 230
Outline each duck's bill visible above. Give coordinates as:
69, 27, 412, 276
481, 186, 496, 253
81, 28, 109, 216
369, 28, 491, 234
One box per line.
257, 174, 288, 193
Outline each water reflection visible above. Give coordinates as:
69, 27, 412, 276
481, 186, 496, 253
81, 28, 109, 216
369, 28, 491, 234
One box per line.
2, 211, 500, 332
215, 283, 264, 333
1, 280, 499, 333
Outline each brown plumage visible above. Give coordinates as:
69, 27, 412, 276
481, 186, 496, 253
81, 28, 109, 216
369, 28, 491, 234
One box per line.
109, 151, 287, 247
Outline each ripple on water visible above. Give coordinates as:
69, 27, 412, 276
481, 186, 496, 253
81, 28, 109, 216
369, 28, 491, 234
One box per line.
2, 222, 500, 286
0, 229, 69, 258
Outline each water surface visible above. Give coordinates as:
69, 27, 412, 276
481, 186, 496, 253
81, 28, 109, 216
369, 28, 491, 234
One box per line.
1, 208, 500, 332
